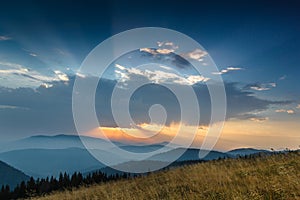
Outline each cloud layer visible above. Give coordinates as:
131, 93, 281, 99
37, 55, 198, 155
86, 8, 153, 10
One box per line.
0, 75, 291, 139
275, 109, 295, 114
212, 67, 243, 75
0, 36, 11, 41
244, 82, 276, 91
0, 62, 69, 88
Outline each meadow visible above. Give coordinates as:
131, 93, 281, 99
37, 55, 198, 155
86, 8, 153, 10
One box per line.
33, 151, 300, 200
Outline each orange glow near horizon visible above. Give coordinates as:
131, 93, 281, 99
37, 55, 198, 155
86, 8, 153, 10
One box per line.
85, 120, 300, 151
86, 123, 207, 145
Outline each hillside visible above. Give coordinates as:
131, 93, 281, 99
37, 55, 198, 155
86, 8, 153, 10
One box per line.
0, 160, 29, 189
34, 151, 300, 200
0, 148, 105, 178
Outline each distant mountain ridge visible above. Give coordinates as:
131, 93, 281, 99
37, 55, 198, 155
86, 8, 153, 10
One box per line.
227, 148, 270, 156
0, 134, 271, 180
148, 148, 232, 162
0, 134, 124, 153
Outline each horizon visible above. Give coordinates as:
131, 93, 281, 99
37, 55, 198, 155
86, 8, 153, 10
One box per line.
0, 133, 294, 153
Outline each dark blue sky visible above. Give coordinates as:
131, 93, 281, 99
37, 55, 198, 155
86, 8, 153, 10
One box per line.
1, 0, 299, 82
0, 0, 299, 146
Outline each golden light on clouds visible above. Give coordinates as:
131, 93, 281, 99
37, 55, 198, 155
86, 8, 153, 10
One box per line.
85, 119, 300, 151
86, 123, 206, 145
212, 119, 300, 151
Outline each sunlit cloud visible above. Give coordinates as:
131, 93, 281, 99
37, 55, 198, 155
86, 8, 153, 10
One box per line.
157, 41, 178, 49
140, 48, 157, 55
156, 41, 178, 54
297, 104, 300, 109
156, 48, 175, 54
139, 41, 179, 55
54, 70, 69, 82
287, 110, 295, 114
186, 75, 210, 83
75, 72, 86, 78
244, 82, 276, 91
115, 64, 209, 85
0, 61, 69, 88
249, 117, 269, 122
40, 83, 53, 88
86, 118, 300, 151
87, 122, 203, 145
275, 109, 295, 114
140, 47, 174, 55
212, 67, 243, 75
180, 49, 207, 61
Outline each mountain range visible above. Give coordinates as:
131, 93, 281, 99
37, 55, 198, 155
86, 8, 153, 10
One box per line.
0, 134, 270, 188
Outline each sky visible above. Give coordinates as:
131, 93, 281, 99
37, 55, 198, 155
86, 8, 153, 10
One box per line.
0, 0, 299, 150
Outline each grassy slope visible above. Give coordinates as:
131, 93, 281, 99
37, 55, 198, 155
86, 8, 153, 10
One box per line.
34, 151, 300, 200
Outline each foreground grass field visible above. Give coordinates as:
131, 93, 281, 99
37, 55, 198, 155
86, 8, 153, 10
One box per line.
34, 151, 300, 200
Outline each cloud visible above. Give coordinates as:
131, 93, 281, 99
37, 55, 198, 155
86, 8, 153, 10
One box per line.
139, 45, 209, 69
156, 48, 175, 54
244, 82, 276, 91
140, 47, 174, 55
249, 117, 269, 122
54, 70, 69, 82
40, 83, 53, 88
29, 53, 38, 57
75, 72, 86, 78
140, 44, 208, 64
287, 110, 295, 114
0, 81, 75, 137
138, 48, 192, 69
22, 49, 38, 57
212, 67, 243, 75
0, 36, 11, 41
0, 75, 292, 138
95, 61, 292, 129
0, 62, 69, 88
140, 48, 158, 55
279, 75, 287, 80
157, 42, 179, 52
297, 104, 300, 109
275, 109, 295, 114
0, 105, 28, 110
157, 41, 178, 49
115, 64, 209, 85
186, 75, 210, 84
180, 49, 207, 61
139, 41, 178, 56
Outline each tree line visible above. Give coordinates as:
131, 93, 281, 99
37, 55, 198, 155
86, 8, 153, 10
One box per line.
0, 170, 132, 199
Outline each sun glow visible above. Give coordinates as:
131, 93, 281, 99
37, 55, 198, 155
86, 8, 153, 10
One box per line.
86, 123, 207, 145
85, 119, 300, 151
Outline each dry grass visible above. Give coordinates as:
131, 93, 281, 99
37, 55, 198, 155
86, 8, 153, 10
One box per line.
33, 151, 300, 200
